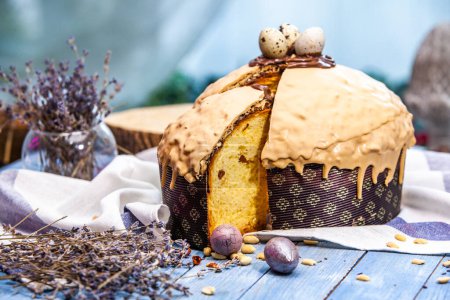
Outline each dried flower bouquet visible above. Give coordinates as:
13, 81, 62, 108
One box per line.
0, 38, 122, 179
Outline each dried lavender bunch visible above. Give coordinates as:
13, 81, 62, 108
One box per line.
0, 222, 191, 299
0, 38, 122, 180
0, 38, 122, 133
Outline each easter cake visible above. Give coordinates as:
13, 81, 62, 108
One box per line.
158, 24, 415, 249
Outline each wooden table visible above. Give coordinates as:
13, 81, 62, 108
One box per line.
0, 163, 449, 299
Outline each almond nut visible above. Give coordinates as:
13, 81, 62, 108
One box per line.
256, 252, 265, 260
413, 238, 428, 244
411, 259, 425, 265
241, 244, 256, 254
437, 276, 450, 284
239, 255, 252, 266
243, 235, 260, 244
394, 234, 407, 242
356, 274, 370, 282
301, 258, 317, 266
201, 286, 216, 295
386, 242, 400, 249
211, 252, 227, 260
203, 247, 212, 257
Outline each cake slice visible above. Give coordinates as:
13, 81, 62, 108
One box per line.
208, 109, 270, 236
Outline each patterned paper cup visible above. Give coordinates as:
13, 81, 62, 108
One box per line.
160, 159, 402, 249
160, 165, 210, 249
267, 164, 402, 230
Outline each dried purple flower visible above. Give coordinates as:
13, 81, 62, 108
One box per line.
0, 38, 122, 133
0, 220, 192, 299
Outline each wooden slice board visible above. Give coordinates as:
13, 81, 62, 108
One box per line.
105, 103, 193, 154
0, 111, 28, 166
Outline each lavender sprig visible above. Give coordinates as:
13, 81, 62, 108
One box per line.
0, 38, 122, 133
0, 221, 191, 299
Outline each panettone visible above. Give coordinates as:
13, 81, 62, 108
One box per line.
157, 25, 415, 248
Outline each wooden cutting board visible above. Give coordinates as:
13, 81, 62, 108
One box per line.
105, 103, 193, 154
0, 111, 28, 166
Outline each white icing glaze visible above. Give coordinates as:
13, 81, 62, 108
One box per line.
159, 63, 415, 199
261, 65, 415, 198
158, 86, 266, 183
194, 64, 259, 104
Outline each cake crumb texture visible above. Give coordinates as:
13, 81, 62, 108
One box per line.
208, 110, 270, 235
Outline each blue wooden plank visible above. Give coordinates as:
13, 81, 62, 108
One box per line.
328, 252, 444, 300
416, 255, 450, 300
176, 243, 270, 299
0, 273, 37, 299
239, 245, 365, 300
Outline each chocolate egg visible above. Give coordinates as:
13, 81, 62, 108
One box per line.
259, 28, 288, 59
264, 237, 299, 274
279, 23, 300, 51
210, 224, 243, 256
295, 27, 325, 56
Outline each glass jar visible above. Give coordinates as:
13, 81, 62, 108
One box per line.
21, 122, 117, 180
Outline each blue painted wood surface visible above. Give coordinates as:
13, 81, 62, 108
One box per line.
329, 251, 444, 300
0, 239, 449, 299
240, 246, 364, 300
416, 255, 450, 300
1, 163, 449, 299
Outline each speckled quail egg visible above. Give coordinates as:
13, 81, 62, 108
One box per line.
295, 27, 325, 56
279, 23, 300, 51
259, 28, 289, 59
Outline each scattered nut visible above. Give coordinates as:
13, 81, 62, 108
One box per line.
443, 260, 450, 267
206, 262, 220, 269
394, 234, 407, 242
203, 247, 212, 257
256, 252, 265, 260
356, 274, 371, 282
303, 239, 319, 245
230, 253, 240, 260
243, 235, 260, 244
414, 238, 428, 244
259, 28, 289, 59
301, 258, 317, 266
241, 244, 256, 254
437, 276, 450, 284
192, 255, 202, 265
411, 259, 426, 265
386, 242, 400, 249
294, 27, 325, 56
279, 23, 300, 51
211, 252, 227, 260
239, 255, 252, 266
201, 286, 216, 295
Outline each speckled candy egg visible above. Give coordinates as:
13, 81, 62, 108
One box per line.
264, 237, 299, 274
259, 28, 289, 59
210, 224, 243, 256
279, 23, 300, 51
295, 27, 325, 56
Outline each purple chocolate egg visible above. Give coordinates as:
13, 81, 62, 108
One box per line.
264, 237, 299, 274
210, 224, 243, 256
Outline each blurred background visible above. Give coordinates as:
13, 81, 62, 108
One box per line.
0, 0, 448, 106
0, 0, 449, 163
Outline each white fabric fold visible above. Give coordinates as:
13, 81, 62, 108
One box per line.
13, 155, 166, 231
